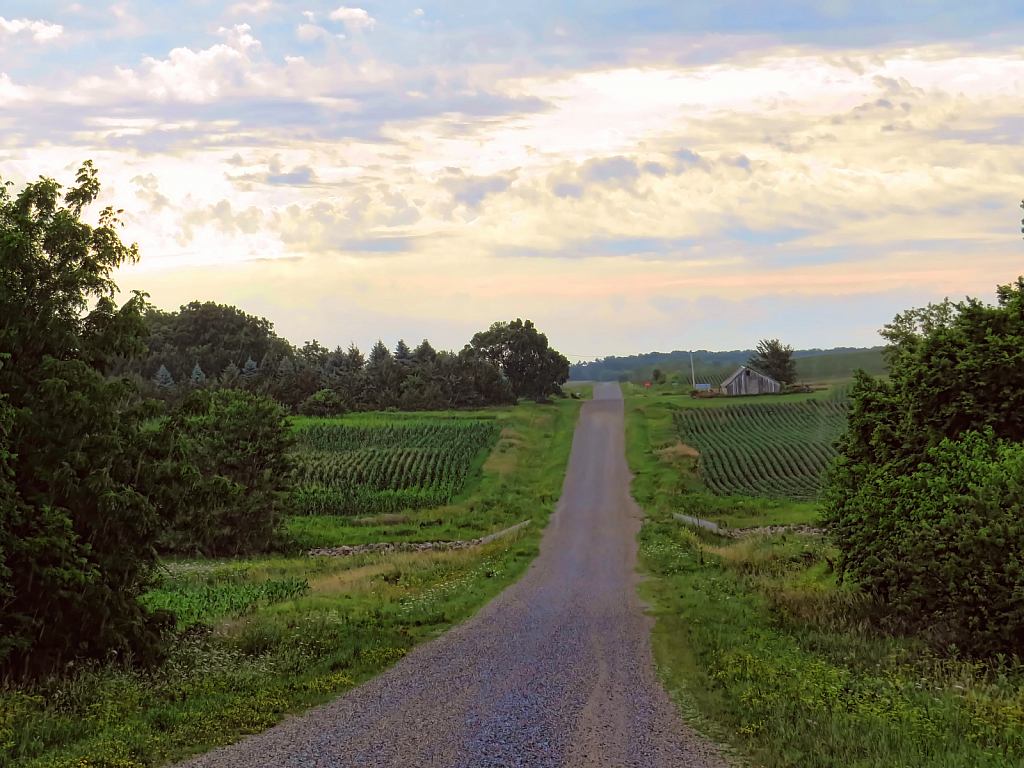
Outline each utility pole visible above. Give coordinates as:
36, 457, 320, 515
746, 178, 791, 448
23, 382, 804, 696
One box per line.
689, 350, 696, 388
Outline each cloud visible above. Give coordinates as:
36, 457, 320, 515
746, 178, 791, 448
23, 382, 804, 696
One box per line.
328, 6, 375, 33
296, 23, 330, 42
442, 170, 518, 208
0, 16, 63, 42
228, 0, 279, 15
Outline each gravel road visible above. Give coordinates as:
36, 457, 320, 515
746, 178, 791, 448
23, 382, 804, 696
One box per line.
179, 383, 726, 768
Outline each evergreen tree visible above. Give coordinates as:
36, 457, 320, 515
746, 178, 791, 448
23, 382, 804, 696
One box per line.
369, 339, 391, 366
346, 343, 366, 371
242, 356, 259, 378
394, 339, 413, 365
413, 338, 437, 364
190, 363, 206, 388
747, 339, 797, 384
220, 362, 241, 388
154, 364, 175, 389
277, 355, 295, 378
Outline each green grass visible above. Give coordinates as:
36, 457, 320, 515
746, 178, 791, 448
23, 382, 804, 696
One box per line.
625, 401, 1024, 768
795, 349, 887, 384
1, 397, 583, 768
674, 399, 848, 501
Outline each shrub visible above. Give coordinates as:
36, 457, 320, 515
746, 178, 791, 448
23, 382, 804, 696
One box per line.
297, 389, 348, 417
147, 389, 294, 557
827, 429, 1024, 652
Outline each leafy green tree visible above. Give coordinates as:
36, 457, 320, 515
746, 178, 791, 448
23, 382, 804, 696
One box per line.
825, 277, 1024, 653
147, 390, 293, 557
154, 363, 175, 389
0, 162, 170, 679
134, 301, 292, 384
298, 339, 328, 371
470, 319, 570, 400
747, 338, 796, 384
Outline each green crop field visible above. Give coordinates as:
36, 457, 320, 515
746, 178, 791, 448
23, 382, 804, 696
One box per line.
292, 419, 497, 515
794, 349, 886, 383
674, 398, 848, 500
141, 577, 309, 626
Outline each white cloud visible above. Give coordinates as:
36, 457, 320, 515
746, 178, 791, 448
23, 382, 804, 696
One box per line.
296, 23, 329, 42
328, 6, 375, 33
227, 0, 278, 15
302, 10, 316, 22
0, 16, 63, 42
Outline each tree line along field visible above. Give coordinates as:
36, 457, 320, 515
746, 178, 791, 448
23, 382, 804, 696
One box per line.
673, 395, 849, 501
292, 418, 497, 516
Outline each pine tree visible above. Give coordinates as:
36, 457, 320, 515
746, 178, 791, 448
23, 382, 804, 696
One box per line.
220, 362, 241, 388
242, 357, 259, 378
394, 339, 412, 365
190, 363, 206, 388
154, 364, 175, 389
277, 356, 295, 379
346, 343, 366, 371
413, 338, 437, 364
369, 339, 391, 366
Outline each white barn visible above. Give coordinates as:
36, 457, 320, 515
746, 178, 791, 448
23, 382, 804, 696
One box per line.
720, 366, 781, 396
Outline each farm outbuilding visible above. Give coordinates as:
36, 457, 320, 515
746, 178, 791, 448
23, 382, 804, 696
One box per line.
720, 366, 781, 396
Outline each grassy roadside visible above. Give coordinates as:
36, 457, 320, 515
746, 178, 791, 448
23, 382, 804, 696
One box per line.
1, 397, 583, 768
624, 403, 1024, 767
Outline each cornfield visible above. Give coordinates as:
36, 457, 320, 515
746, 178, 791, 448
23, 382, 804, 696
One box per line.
292, 420, 496, 515
141, 577, 309, 626
674, 399, 848, 501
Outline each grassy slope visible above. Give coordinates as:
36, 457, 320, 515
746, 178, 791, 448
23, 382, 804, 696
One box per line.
795, 349, 886, 384
624, 404, 1024, 768
4, 397, 584, 768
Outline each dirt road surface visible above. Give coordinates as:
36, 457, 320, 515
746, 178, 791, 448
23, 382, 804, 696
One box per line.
179, 383, 726, 768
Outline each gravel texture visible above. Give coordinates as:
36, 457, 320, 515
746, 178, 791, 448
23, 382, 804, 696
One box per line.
178, 384, 727, 768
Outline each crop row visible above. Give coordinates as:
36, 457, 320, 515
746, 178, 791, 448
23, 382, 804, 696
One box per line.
140, 577, 310, 627
674, 399, 848, 501
296, 420, 494, 452
292, 420, 496, 515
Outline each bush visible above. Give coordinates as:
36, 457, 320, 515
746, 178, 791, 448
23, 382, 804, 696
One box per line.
148, 389, 294, 557
297, 389, 348, 417
825, 429, 1024, 652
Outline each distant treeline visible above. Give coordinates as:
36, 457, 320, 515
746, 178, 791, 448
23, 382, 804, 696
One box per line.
569, 346, 885, 383
117, 302, 569, 414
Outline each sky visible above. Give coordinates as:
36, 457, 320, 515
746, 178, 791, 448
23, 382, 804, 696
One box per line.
2, 2, 1024, 360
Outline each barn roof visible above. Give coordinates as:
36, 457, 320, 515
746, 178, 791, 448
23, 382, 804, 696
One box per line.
721, 365, 779, 389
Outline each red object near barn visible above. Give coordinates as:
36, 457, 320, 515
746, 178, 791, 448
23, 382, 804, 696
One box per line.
645, 382, 650, 388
